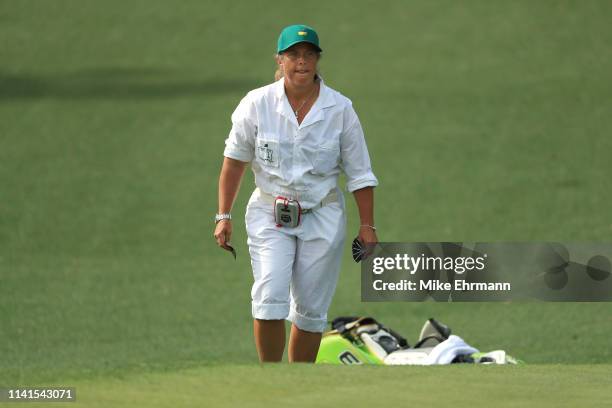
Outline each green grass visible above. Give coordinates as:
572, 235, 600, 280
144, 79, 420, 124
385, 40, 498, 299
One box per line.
1, 0, 612, 406
10, 365, 612, 408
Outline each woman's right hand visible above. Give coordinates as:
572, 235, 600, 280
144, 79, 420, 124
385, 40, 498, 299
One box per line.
215, 157, 247, 253
214, 220, 233, 251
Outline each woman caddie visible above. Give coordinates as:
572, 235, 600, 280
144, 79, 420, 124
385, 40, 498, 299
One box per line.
214, 24, 378, 362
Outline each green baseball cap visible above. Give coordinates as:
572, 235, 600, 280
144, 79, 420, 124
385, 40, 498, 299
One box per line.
277, 24, 322, 54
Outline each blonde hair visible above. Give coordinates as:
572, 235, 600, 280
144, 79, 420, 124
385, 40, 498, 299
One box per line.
274, 64, 283, 81
274, 52, 322, 81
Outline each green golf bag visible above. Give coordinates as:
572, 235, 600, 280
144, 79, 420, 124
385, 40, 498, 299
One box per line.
315, 316, 520, 365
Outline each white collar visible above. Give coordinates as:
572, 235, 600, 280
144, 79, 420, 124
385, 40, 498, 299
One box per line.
274, 77, 336, 127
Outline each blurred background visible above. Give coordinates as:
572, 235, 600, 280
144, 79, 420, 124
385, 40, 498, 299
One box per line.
1, 0, 612, 386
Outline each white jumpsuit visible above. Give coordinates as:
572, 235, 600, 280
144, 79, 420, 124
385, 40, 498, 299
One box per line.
223, 77, 378, 333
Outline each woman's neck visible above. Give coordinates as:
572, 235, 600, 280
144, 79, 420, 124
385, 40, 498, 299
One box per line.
284, 77, 319, 100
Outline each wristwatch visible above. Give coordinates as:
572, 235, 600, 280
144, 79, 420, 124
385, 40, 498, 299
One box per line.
215, 213, 232, 223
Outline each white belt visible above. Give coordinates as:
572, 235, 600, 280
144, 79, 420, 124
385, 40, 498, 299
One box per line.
253, 188, 338, 213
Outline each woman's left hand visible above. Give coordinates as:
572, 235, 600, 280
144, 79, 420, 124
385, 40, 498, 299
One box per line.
358, 225, 378, 250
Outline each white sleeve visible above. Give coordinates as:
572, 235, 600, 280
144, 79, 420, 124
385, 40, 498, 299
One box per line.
223, 93, 256, 162
340, 105, 379, 192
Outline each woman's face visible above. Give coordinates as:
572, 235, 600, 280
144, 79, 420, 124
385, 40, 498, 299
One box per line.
277, 42, 320, 87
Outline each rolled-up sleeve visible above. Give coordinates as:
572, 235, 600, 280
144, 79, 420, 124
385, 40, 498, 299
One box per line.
340, 106, 379, 192
223, 93, 256, 162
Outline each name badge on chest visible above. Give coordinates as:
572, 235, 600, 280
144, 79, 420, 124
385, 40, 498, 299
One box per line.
256, 140, 279, 167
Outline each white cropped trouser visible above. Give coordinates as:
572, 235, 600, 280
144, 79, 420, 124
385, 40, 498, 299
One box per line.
245, 188, 346, 333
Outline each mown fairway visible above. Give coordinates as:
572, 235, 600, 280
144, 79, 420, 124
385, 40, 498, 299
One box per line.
1, 1, 611, 406
9, 365, 612, 408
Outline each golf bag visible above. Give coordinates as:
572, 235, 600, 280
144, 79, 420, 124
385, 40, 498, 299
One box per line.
315, 316, 520, 365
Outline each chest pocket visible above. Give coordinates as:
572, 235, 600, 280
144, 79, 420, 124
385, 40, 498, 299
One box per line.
256, 138, 280, 168
311, 141, 340, 175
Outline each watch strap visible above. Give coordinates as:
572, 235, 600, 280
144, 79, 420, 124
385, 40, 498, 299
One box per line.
215, 213, 232, 223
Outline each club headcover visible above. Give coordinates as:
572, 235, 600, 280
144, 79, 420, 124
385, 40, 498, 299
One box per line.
352, 237, 366, 263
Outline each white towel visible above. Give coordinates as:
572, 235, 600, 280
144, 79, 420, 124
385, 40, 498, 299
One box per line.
384, 335, 479, 365
424, 335, 479, 365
